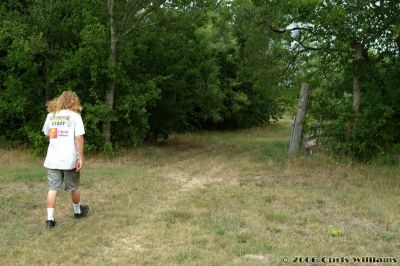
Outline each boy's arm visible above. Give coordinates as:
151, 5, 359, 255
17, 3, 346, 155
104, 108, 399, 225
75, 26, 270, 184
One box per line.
75, 135, 84, 172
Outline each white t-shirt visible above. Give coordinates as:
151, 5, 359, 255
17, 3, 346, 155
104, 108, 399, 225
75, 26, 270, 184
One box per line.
42, 110, 85, 170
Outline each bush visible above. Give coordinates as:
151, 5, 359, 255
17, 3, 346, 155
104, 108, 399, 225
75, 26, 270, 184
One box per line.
307, 86, 398, 161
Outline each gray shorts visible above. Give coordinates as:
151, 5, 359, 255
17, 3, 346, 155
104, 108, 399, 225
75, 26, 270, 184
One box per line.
47, 169, 80, 192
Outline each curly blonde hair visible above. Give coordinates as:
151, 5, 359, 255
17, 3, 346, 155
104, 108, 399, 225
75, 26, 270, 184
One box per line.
47, 91, 83, 114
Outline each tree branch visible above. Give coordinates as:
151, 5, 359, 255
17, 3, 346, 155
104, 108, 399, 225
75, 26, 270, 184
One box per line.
296, 40, 321, 51
122, 0, 166, 36
281, 50, 302, 76
119, 0, 147, 33
269, 25, 313, 34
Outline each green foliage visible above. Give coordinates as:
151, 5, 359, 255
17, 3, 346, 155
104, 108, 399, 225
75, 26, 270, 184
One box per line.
26, 130, 48, 157
83, 102, 113, 152
102, 142, 114, 157
271, 0, 400, 161
307, 59, 400, 161
0, 0, 284, 152
320, 102, 394, 161
115, 79, 161, 145
5, 0, 398, 161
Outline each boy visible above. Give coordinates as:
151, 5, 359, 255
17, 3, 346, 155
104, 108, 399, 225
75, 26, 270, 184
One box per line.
42, 91, 89, 228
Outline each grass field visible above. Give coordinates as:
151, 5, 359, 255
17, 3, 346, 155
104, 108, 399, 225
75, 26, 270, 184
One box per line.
1, 119, 400, 265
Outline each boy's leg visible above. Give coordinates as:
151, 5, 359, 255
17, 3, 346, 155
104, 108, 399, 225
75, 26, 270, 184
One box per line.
65, 169, 89, 218
46, 190, 57, 223
71, 188, 80, 204
65, 170, 81, 206
71, 188, 84, 215
46, 169, 63, 227
47, 190, 57, 208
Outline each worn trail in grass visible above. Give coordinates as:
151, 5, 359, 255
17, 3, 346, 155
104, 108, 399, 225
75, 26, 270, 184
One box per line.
1, 120, 400, 265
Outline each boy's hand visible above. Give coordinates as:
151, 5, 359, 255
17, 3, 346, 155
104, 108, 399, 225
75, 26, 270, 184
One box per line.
76, 158, 83, 172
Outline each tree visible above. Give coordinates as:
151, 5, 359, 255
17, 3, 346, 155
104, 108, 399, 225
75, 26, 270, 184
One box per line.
264, 0, 399, 118
104, 0, 166, 144
245, 0, 400, 159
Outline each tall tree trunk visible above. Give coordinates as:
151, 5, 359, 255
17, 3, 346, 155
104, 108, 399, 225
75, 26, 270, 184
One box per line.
352, 42, 364, 116
353, 76, 361, 115
289, 83, 310, 154
45, 58, 51, 101
104, 0, 117, 144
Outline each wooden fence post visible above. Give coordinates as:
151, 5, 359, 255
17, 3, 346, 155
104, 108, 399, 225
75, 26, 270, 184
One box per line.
289, 83, 310, 154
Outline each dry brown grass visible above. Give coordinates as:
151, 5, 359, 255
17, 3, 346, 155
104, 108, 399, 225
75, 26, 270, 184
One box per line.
1, 121, 400, 265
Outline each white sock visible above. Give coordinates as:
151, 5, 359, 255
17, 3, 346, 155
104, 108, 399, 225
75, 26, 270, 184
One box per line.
73, 203, 81, 214
47, 208, 55, 221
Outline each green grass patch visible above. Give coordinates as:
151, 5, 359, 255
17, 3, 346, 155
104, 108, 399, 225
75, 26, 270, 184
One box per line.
0, 166, 44, 181
252, 140, 288, 162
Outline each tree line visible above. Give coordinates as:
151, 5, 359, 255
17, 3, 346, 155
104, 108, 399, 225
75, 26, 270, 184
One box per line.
1, 0, 399, 161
